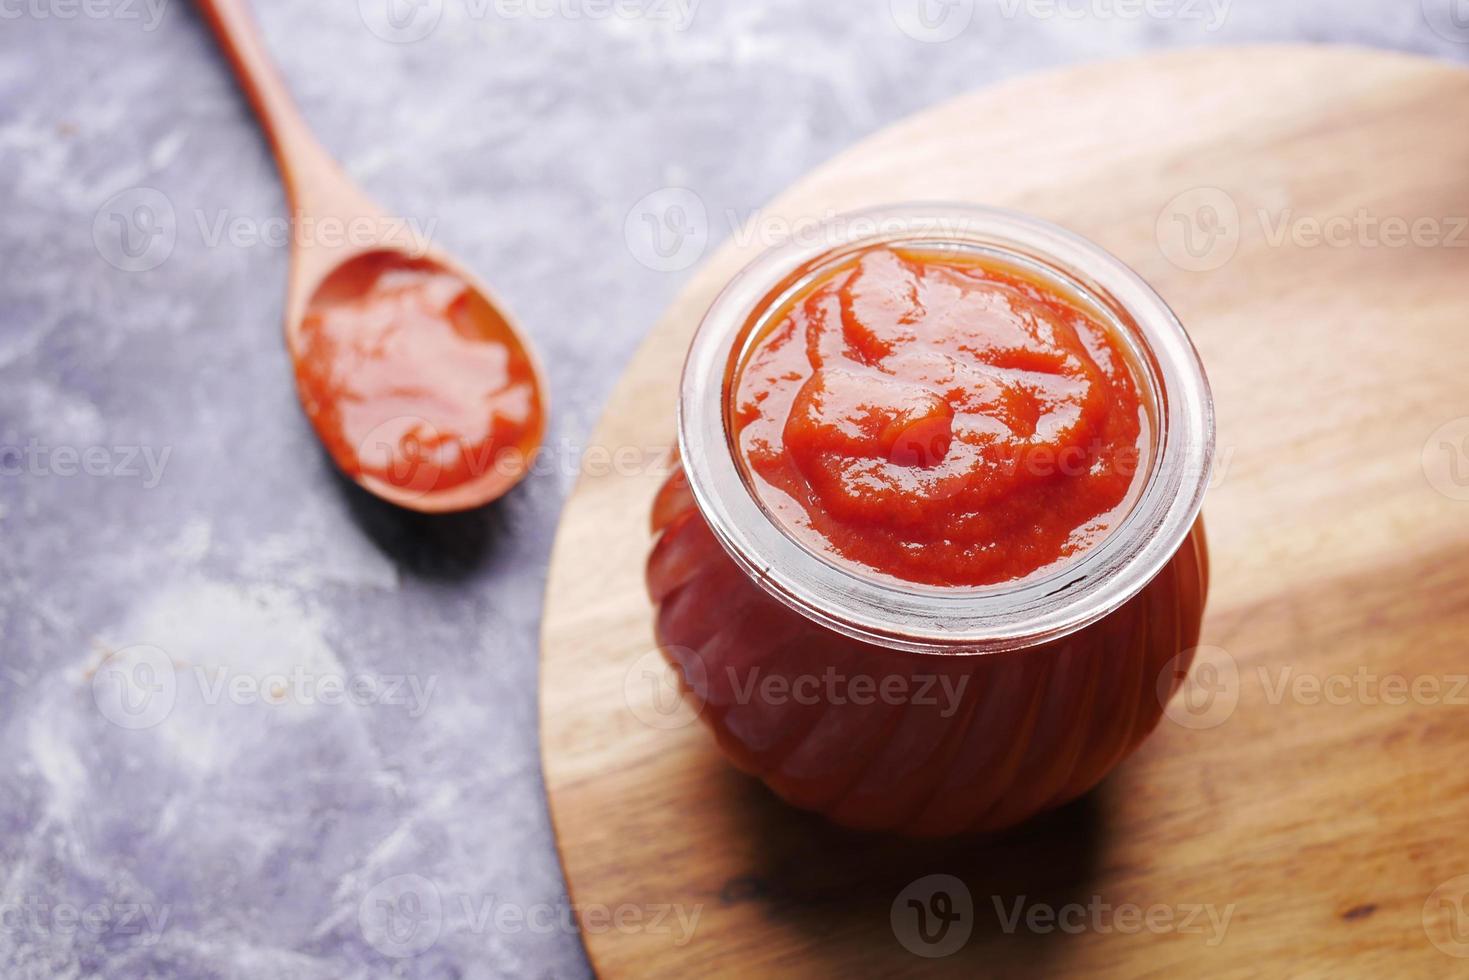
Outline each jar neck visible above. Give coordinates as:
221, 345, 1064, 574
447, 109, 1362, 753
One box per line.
678, 204, 1214, 655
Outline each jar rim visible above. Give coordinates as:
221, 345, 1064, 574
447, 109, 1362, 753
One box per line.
678, 204, 1214, 654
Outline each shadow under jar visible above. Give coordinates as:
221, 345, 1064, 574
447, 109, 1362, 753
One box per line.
646, 205, 1214, 837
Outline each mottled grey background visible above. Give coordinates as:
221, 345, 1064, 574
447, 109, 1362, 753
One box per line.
2, 1, 1466, 977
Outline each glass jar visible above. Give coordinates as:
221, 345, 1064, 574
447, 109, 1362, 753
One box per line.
646, 205, 1213, 836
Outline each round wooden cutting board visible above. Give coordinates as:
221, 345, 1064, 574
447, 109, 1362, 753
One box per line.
540, 46, 1469, 977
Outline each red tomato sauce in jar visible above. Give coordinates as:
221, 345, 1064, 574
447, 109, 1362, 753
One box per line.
295, 253, 542, 495
732, 245, 1145, 587
647, 208, 1214, 837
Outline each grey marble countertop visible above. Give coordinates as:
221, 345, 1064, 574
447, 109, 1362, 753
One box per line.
2, 1, 1466, 977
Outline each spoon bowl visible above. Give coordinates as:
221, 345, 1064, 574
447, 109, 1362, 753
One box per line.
295, 245, 549, 514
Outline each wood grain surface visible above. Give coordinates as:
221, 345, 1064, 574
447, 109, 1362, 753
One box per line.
540, 46, 1469, 978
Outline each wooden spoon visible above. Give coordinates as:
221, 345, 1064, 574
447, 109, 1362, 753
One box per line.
197, 0, 548, 513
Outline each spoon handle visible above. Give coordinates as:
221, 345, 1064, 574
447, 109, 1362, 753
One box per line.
195, 0, 376, 222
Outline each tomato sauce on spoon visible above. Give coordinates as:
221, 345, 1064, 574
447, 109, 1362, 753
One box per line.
295, 253, 543, 497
